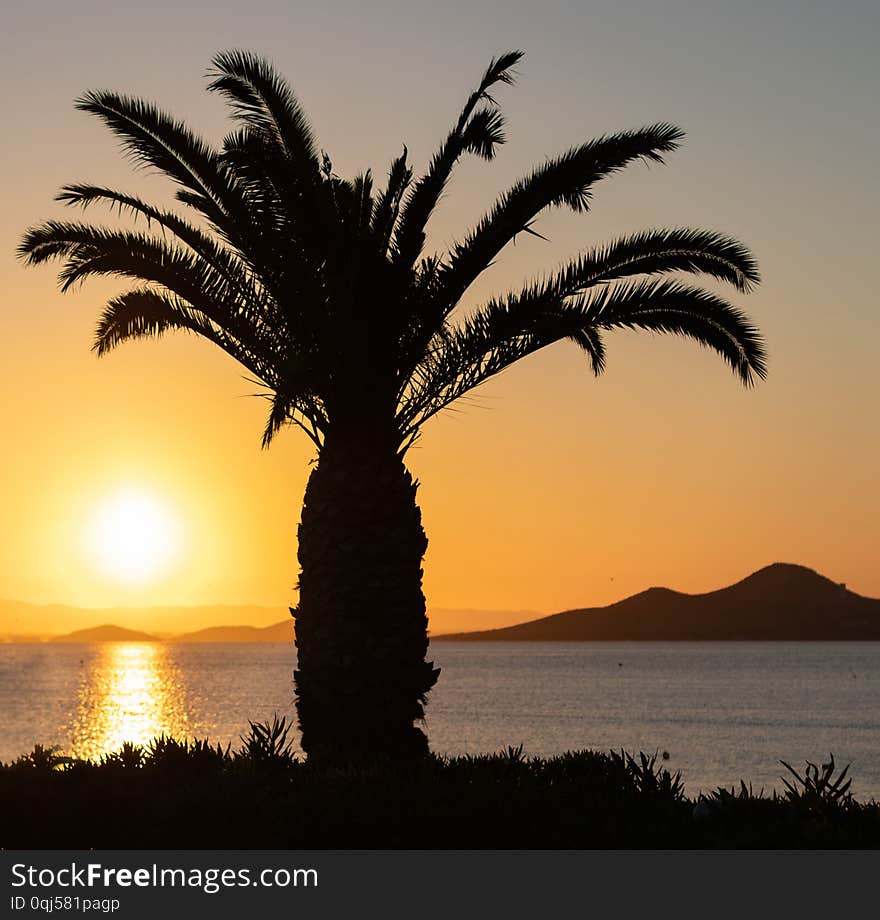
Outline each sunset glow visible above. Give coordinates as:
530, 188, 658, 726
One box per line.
85, 490, 182, 585
1, 1, 878, 633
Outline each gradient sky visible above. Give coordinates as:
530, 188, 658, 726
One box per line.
1, 0, 878, 626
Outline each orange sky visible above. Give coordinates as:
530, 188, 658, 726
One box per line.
1, 1, 878, 631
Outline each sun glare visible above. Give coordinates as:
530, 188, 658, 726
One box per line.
86, 489, 182, 584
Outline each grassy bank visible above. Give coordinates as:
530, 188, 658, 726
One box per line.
2, 719, 878, 848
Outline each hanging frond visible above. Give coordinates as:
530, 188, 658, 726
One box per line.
94, 287, 263, 373
475, 227, 762, 332
260, 387, 327, 450
399, 300, 581, 432
580, 277, 767, 384
19, 221, 286, 376
401, 273, 765, 433
54, 183, 270, 310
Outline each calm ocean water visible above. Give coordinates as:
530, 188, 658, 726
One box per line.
1, 641, 878, 798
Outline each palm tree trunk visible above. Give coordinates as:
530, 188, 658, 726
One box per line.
293, 428, 439, 761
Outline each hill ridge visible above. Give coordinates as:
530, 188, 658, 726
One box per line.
51, 624, 160, 643
434, 563, 879, 641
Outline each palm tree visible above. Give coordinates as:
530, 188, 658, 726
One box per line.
19, 50, 764, 761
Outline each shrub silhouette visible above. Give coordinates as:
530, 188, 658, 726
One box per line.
2, 730, 877, 848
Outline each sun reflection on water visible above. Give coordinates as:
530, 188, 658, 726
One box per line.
69, 643, 191, 760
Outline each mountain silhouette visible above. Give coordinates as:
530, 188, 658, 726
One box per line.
171, 621, 294, 643
0, 600, 287, 639
51, 624, 159, 642
0, 601, 533, 642
433, 564, 880, 641
7, 565, 878, 643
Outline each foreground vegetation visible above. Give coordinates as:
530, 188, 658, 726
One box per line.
2, 719, 877, 848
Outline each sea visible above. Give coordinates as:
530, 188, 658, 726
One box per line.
1, 641, 878, 798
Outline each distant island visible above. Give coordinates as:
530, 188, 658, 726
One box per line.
51, 624, 159, 643
433, 563, 880, 641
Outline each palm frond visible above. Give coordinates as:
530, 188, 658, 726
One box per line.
392, 50, 523, 268
98, 287, 327, 446
208, 49, 319, 169
19, 220, 285, 374
94, 287, 261, 372
436, 124, 685, 310
349, 170, 375, 234
457, 50, 524, 128
580, 277, 767, 385
54, 183, 270, 310
548, 227, 761, 295
475, 227, 761, 340
460, 107, 507, 159
261, 388, 326, 449
219, 122, 341, 293
209, 51, 334, 261
74, 90, 253, 240
571, 326, 607, 375
399, 296, 578, 430
371, 148, 412, 254
401, 272, 765, 432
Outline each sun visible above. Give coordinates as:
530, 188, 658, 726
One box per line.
86, 488, 182, 584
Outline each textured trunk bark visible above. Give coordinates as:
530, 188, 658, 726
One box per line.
293, 429, 439, 761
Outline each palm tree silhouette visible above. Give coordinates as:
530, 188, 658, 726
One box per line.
19, 50, 764, 761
